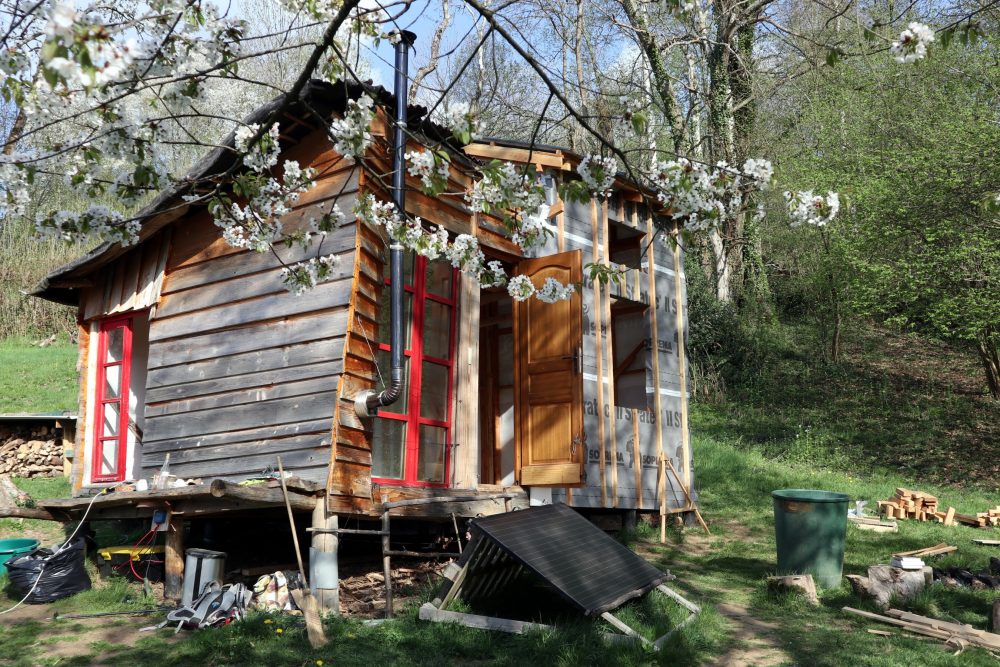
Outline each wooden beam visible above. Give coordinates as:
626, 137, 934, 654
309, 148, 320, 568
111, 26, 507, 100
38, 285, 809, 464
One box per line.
601, 199, 619, 508
671, 229, 692, 490
462, 144, 567, 169
591, 199, 608, 508
645, 212, 666, 539
420, 602, 556, 634
164, 512, 184, 602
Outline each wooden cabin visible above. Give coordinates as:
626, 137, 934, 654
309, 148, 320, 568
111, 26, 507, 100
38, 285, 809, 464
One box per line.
32, 80, 697, 525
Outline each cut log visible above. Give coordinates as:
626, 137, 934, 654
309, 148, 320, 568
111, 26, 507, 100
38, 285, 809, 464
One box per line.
0, 474, 30, 506
846, 565, 931, 609
0, 506, 59, 521
767, 575, 819, 605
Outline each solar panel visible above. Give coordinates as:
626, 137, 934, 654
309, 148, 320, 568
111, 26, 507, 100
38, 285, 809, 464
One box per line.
466, 503, 669, 616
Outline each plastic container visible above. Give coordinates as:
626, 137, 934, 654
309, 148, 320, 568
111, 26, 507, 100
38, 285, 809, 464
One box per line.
182, 548, 226, 606
772, 489, 849, 588
97, 545, 165, 582
0, 538, 39, 574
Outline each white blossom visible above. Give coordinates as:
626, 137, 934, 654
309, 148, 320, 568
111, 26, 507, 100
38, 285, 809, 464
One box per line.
578, 155, 617, 198
406, 149, 450, 194
281, 254, 341, 295
45, 2, 78, 39
438, 102, 479, 143
742, 158, 774, 187
891, 22, 935, 64
507, 274, 536, 301
785, 190, 839, 227
535, 277, 575, 303
330, 95, 375, 158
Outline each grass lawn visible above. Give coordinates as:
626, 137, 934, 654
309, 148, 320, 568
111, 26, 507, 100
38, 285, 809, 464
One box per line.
0, 337, 77, 414
0, 323, 996, 665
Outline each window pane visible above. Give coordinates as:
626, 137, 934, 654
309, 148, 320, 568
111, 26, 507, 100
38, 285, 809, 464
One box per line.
104, 364, 121, 399
372, 418, 406, 479
374, 350, 409, 414
100, 439, 118, 476
107, 327, 124, 362
420, 362, 449, 422
102, 403, 120, 437
381, 250, 415, 286
422, 301, 451, 359
377, 289, 413, 349
417, 425, 447, 483
425, 260, 452, 299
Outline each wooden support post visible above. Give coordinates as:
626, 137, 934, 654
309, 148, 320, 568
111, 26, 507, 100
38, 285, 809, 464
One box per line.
164, 512, 184, 602
311, 500, 339, 615
600, 199, 619, 508
992, 599, 1000, 632
382, 509, 393, 618
645, 213, 666, 539
591, 199, 608, 507
670, 229, 692, 491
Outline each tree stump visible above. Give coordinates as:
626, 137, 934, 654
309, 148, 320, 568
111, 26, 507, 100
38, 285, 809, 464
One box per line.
847, 565, 931, 609
767, 574, 819, 605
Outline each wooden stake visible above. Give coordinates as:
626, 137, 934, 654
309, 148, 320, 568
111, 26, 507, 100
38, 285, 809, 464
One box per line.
601, 199, 619, 508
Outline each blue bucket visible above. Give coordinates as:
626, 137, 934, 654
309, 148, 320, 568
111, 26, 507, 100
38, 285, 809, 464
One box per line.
0, 538, 40, 574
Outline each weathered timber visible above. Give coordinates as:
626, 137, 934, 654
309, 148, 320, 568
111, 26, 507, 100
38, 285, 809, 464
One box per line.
846, 566, 931, 609
165, 512, 184, 601
146, 374, 340, 418
143, 418, 331, 451
767, 574, 819, 606
145, 392, 336, 440
150, 277, 352, 342
147, 310, 347, 369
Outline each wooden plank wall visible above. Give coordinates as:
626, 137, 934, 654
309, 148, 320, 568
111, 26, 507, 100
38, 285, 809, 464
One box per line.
79, 231, 171, 322
141, 147, 360, 485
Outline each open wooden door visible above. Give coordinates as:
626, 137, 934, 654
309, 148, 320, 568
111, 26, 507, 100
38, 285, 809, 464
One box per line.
513, 250, 584, 486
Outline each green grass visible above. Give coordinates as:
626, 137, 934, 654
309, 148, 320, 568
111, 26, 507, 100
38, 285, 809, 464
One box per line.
0, 476, 72, 543
0, 321, 996, 665
0, 337, 77, 413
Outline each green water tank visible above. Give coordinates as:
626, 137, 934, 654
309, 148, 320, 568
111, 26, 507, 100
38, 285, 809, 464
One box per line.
772, 489, 849, 589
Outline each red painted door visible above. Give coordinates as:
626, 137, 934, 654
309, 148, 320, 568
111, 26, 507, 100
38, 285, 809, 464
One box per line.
92, 315, 133, 483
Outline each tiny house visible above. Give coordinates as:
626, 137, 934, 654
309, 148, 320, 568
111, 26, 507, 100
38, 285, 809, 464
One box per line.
33, 80, 697, 524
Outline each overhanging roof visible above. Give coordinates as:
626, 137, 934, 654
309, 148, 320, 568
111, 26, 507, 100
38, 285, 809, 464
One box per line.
30, 80, 464, 307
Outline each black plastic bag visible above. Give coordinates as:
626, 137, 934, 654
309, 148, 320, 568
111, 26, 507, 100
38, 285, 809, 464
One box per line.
6, 538, 91, 603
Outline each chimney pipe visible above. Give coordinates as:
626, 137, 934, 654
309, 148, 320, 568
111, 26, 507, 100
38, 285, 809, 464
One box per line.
364, 30, 417, 415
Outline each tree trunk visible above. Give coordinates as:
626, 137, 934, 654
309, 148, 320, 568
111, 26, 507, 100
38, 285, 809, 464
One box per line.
976, 330, 1000, 399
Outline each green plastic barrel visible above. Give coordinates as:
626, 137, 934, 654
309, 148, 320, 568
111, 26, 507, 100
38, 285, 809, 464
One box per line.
0, 538, 40, 574
772, 489, 849, 588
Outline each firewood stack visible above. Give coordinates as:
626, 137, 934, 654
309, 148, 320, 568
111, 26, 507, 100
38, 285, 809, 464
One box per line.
878, 488, 938, 521
878, 488, 1000, 528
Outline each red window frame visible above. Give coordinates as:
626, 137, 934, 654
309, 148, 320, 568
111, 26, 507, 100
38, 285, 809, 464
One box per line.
92, 314, 134, 483
372, 256, 458, 488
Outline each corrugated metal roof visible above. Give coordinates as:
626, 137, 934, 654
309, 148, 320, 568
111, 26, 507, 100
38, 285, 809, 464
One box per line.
467, 503, 669, 616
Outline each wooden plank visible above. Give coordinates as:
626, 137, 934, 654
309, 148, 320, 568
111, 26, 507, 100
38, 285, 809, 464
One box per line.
601, 199, 619, 508
645, 212, 666, 535
149, 278, 352, 341
157, 252, 354, 319
147, 356, 342, 404
162, 218, 356, 296
143, 417, 331, 451
148, 335, 343, 389
670, 228, 691, 490
591, 199, 608, 507
462, 143, 567, 169
164, 446, 328, 479
146, 374, 340, 418
143, 432, 332, 467
148, 309, 347, 369
144, 391, 336, 440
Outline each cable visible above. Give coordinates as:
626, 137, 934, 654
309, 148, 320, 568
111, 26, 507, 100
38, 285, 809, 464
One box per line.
0, 488, 108, 616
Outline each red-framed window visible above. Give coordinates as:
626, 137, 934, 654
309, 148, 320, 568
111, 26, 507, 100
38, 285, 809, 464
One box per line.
371, 255, 458, 487
92, 314, 134, 483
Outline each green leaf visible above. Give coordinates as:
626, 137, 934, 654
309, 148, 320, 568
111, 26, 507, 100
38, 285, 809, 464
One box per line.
862, 27, 879, 42
825, 48, 842, 67
938, 27, 954, 49
630, 111, 647, 136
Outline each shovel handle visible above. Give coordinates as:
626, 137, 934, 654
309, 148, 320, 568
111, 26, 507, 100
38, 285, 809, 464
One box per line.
277, 456, 308, 588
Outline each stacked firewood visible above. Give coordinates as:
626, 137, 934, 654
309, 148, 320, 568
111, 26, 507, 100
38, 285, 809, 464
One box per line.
0, 426, 64, 477
878, 488, 1000, 528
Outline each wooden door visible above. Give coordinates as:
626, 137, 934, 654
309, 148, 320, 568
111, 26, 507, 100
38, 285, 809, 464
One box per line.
514, 250, 584, 486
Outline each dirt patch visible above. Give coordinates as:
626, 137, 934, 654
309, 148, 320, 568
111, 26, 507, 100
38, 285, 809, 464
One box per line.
713, 602, 787, 667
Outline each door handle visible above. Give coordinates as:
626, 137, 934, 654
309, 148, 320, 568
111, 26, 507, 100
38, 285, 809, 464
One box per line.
561, 350, 581, 374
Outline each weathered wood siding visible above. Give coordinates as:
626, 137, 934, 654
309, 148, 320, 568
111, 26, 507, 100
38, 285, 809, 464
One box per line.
79, 230, 171, 322
142, 157, 360, 485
